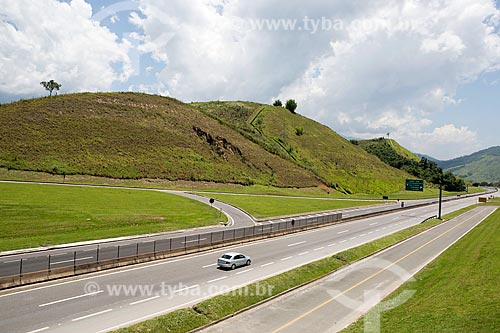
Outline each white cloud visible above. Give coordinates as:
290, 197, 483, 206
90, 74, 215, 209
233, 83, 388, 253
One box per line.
2, 0, 500, 159
0, 0, 131, 95
128, 0, 500, 158
401, 124, 481, 160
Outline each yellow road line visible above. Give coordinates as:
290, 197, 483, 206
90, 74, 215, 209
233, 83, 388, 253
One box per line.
272, 208, 489, 333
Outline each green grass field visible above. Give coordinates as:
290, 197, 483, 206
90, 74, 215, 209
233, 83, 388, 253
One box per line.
0, 168, 481, 201
343, 203, 500, 332
0, 182, 225, 251
203, 193, 387, 218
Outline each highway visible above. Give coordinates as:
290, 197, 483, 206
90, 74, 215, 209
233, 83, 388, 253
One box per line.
202, 206, 497, 333
0, 195, 482, 333
1, 180, 491, 278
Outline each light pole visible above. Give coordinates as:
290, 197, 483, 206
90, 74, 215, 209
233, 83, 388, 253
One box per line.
438, 173, 443, 219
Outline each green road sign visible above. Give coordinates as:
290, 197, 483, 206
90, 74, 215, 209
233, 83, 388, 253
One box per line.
406, 179, 424, 191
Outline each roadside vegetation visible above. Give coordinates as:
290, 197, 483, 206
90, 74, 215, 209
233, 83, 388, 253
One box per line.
0, 182, 225, 251
113, 206, 477, 333
343, 201, 500, 332
357, 138, 468, 191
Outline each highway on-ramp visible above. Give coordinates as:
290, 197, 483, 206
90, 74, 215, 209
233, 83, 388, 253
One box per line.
201, 206, 497, 333
0, 195, 481, 333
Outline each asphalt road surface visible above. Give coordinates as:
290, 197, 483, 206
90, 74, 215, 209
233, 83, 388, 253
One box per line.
1, 180, 492, 278
0, 195, 483, 333
202, 206, 497, 333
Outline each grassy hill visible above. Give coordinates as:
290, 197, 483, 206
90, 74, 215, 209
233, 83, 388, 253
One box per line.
0, 93, 317, 188
194, 102, 410, 194
0, 93, 414, 194
438, 146, 500, 184
357, 138, 467, 191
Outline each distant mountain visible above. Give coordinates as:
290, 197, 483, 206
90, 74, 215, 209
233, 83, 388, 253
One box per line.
437, 147, 500, 184
416, 153, 441, 164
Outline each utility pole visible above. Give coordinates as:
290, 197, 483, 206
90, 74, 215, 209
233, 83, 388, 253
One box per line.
438, 173, 443, 219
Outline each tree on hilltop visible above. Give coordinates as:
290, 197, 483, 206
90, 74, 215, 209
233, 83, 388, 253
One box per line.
273, 99, 283, 107
40, 80, 62, 97
285, 99, 297, 113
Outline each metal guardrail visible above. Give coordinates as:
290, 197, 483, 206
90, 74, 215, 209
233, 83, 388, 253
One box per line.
0, 213, 342, 289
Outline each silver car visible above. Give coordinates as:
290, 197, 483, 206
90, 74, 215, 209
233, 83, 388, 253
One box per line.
217, 252, 252, 270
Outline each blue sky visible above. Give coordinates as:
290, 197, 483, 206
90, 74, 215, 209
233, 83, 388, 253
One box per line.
1, 0, 500, 160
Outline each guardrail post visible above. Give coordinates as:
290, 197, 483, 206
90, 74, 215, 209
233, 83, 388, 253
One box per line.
20, 258, 23, 275
48, 255, 51, 272
117, 245, 120, 259
73, 251, 76, 274
153, 240, 156, 256
96, 245, 100, 262
136, 243, 139, 256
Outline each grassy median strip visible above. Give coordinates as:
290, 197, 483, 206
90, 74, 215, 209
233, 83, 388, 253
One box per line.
114, 208, 479, 333
0, 182, 226, 251
343, 203, 500, 332
202, 194, 387, 219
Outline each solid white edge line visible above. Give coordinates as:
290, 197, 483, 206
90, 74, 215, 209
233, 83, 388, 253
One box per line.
3, 259, 20, 263
50, 256, 94, 265
38, 290, 103, 307
25, 327, 50, 333
72, 309, 113, 322
129, 295, 160, 306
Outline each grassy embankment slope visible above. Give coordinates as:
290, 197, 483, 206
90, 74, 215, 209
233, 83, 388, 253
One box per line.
0, 93, 317, 189
0, 93, 417, 195
344, 199, 500, 332
0, 182, 225, 251
194, 101, 410, 194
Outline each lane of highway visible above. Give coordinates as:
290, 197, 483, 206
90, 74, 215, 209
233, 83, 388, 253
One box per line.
0, 196, 479, 333
2, 185, 491, 278
201, 206, 497, 333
